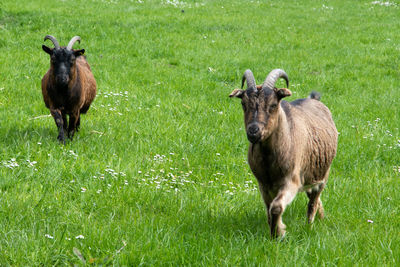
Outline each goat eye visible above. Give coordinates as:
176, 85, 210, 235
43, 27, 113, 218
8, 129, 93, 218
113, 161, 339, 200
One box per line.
269, 104, 278, 112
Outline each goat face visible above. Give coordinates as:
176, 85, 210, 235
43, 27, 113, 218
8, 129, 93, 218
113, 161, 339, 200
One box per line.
230, 69, 291, 144
43, 45, 85, 87
231, 87, 291, 143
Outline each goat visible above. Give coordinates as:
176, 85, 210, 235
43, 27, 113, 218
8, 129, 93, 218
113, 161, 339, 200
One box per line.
41, 35, 97, 143
230, 69, 338, 237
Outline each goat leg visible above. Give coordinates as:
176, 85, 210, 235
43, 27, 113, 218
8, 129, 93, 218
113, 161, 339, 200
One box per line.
62, 113, 68, 132
306, 186, 325, 224
76, 116, 81, 132
68, 110, 80, 140
50, 108, 65, 144
257, 182, 273, 227
269, 180, 299, 238
307, 174, 329, 223
67, 110, 80, 140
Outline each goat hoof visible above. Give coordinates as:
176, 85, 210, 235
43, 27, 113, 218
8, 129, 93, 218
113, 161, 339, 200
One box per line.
271, 224, 286, 239
67, 131, 75, 140
57, 136, 65, 144
273, 228, 286, 239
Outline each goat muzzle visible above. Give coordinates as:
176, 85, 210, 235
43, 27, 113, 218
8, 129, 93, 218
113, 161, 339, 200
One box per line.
247, 124, 261, 143
55, 75, 69, 86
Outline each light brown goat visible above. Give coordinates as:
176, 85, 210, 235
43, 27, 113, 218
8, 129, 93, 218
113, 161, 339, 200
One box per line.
230, 69, 338, 237
41, 35, 96, 143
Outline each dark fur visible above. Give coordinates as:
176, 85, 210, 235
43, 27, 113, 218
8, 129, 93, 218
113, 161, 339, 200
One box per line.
231, 78, 338, 238
41, 43, 96, 143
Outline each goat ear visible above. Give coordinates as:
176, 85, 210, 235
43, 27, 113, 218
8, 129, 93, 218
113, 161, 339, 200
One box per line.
74, 49, 85, 57
229, 89, 245, 98
42, 45, 53, 55
276, 88, 292, 100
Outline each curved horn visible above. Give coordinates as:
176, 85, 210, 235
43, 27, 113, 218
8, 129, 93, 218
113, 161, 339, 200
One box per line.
241, 69, 257, 91
67, 36, 81, 50
262, 69, 289, 90
44, 35, 60, 49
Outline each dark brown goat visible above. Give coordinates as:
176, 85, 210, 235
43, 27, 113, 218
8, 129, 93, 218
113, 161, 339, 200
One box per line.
230, 69, 338, 238
41, 35, 97, 143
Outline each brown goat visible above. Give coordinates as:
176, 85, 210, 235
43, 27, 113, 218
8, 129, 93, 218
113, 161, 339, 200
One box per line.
230, 69, 338, 238
41, 35, 97, 143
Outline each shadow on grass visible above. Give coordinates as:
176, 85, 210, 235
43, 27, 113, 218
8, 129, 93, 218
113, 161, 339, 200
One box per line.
189, 207, 272, 241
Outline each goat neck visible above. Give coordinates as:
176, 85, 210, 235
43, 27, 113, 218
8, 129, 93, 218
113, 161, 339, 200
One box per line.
260, 105, 292, 156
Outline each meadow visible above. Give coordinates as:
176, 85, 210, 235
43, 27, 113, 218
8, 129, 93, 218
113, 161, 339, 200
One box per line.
0, 0, 399, 265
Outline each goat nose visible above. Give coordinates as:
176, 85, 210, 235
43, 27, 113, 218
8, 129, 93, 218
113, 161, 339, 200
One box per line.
248, 125, 259, 135
56, 76, 68, 84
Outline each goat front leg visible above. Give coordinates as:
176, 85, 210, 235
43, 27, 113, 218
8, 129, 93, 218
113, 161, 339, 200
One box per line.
67, 110, 80, 140
269, 180, 300, 238
257, 182, 273, 227
50, 108, 65, 144
62, 113, 68, 132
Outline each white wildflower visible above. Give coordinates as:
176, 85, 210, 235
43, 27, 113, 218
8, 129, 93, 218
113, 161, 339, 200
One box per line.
45, 234, 54, 239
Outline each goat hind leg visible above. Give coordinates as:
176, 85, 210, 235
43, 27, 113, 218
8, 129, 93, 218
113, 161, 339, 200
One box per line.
76, 116, 81, 132
306, 182, 326, 224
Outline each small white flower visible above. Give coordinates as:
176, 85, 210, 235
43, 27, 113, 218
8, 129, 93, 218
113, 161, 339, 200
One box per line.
75, 235, 85, 239
367, 219, 374, 223
45, 234, 54, 239
81, 187, 87, 193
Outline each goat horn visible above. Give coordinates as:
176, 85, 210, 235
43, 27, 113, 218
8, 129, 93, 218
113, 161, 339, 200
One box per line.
262, 69, 289, 90
67, 36, 81, 50
241, 69, 257, 91
44, 35, 60, 49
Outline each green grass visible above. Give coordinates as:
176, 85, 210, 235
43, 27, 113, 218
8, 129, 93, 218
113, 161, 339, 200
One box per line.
1, 0, 399, 265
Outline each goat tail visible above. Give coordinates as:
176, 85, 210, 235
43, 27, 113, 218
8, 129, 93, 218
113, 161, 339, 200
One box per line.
308, 91, 321, 101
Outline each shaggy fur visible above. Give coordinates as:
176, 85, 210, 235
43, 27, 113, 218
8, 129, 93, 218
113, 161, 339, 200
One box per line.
230, 70, 338, 238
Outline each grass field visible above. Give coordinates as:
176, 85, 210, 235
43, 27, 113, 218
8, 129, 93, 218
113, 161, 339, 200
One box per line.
0, 0, 399, 265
